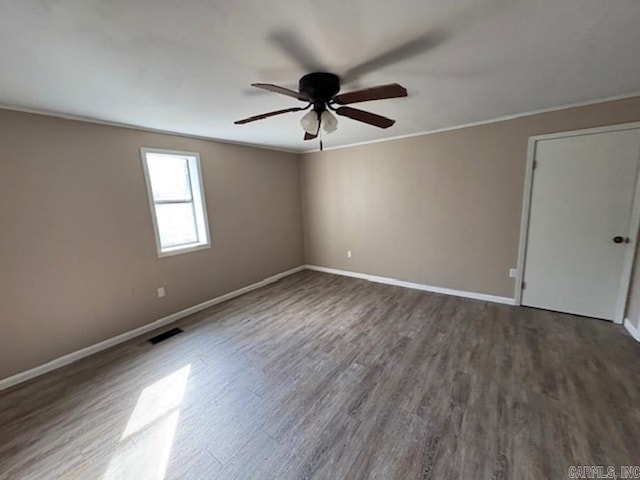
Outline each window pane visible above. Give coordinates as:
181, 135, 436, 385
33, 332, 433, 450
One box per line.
146, 153, 192, 202
155, 203, 198, 248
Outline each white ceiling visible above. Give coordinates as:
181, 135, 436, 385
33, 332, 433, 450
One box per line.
1, 0, 639, 152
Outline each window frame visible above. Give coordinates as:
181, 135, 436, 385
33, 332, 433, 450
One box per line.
140, 147, 211, 258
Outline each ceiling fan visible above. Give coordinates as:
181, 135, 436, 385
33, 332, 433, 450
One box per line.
233, 3, 497, 148
234, 72, 408, 148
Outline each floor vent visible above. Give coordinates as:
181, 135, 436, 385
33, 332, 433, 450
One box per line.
148, 327, 184, 345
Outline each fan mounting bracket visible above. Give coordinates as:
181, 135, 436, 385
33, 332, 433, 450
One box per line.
299, 72, 340, 103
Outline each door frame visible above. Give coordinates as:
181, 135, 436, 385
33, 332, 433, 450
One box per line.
514, 121, 640, 324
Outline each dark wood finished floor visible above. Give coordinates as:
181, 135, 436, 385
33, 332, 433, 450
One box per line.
1, 271, 639, 479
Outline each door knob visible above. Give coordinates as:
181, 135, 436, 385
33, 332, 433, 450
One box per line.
613, 236, 629, 244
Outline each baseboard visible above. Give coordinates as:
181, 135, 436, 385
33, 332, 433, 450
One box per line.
305, 265, 516, 305
0, 263, 515, 391
0, 265, 305, 392
624, 318, 640, 342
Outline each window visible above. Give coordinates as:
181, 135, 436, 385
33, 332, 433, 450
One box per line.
140, 148, 210, 257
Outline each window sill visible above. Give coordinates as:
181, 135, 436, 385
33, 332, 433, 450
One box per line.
158, 242, 211, 258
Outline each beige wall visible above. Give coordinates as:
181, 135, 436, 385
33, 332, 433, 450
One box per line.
3, 96, 640, 380
300, 97, 640, 301
0, 110, 305, 379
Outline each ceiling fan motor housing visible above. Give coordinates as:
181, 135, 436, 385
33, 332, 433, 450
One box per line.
299, 72, 340, 110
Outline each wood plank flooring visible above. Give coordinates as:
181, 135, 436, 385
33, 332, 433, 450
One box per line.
1, 270, 639, 479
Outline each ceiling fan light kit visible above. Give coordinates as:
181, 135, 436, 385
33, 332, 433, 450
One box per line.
235, 71, 407, 149
321, 111, 338, 134
300, 110, 320, 135
300, 110, 338, 135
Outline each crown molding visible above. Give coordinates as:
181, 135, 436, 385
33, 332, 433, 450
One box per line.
2, 90, 639, 156
0, 103, 301, 154
301, 91, 640, 154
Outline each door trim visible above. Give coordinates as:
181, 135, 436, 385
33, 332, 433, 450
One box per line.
515, 121, 640, 324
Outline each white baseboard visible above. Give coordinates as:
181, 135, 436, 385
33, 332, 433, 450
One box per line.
305, 265, 516, 305
0, 265, 305, 392
0, 263, 516, 391
624, 318, 640, 342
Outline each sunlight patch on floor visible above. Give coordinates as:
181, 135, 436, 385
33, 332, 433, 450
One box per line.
103, 365, 191, 480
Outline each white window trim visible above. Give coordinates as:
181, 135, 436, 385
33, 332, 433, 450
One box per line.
140, 147, 211, 258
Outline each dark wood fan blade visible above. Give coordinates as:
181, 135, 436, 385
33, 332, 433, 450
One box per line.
251, 83, 309, 101
234, 107, 305, 125
333, 84, 407, 105
335, 107, 395, 129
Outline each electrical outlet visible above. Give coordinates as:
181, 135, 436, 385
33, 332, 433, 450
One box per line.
509, 268, 517, 278
157, 287, 166, 298
347, 250, 352, 259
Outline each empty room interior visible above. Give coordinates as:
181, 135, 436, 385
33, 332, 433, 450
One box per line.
2, 1, 640, 479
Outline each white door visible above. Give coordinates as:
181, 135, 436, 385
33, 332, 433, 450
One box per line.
522, 128, 640, 321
